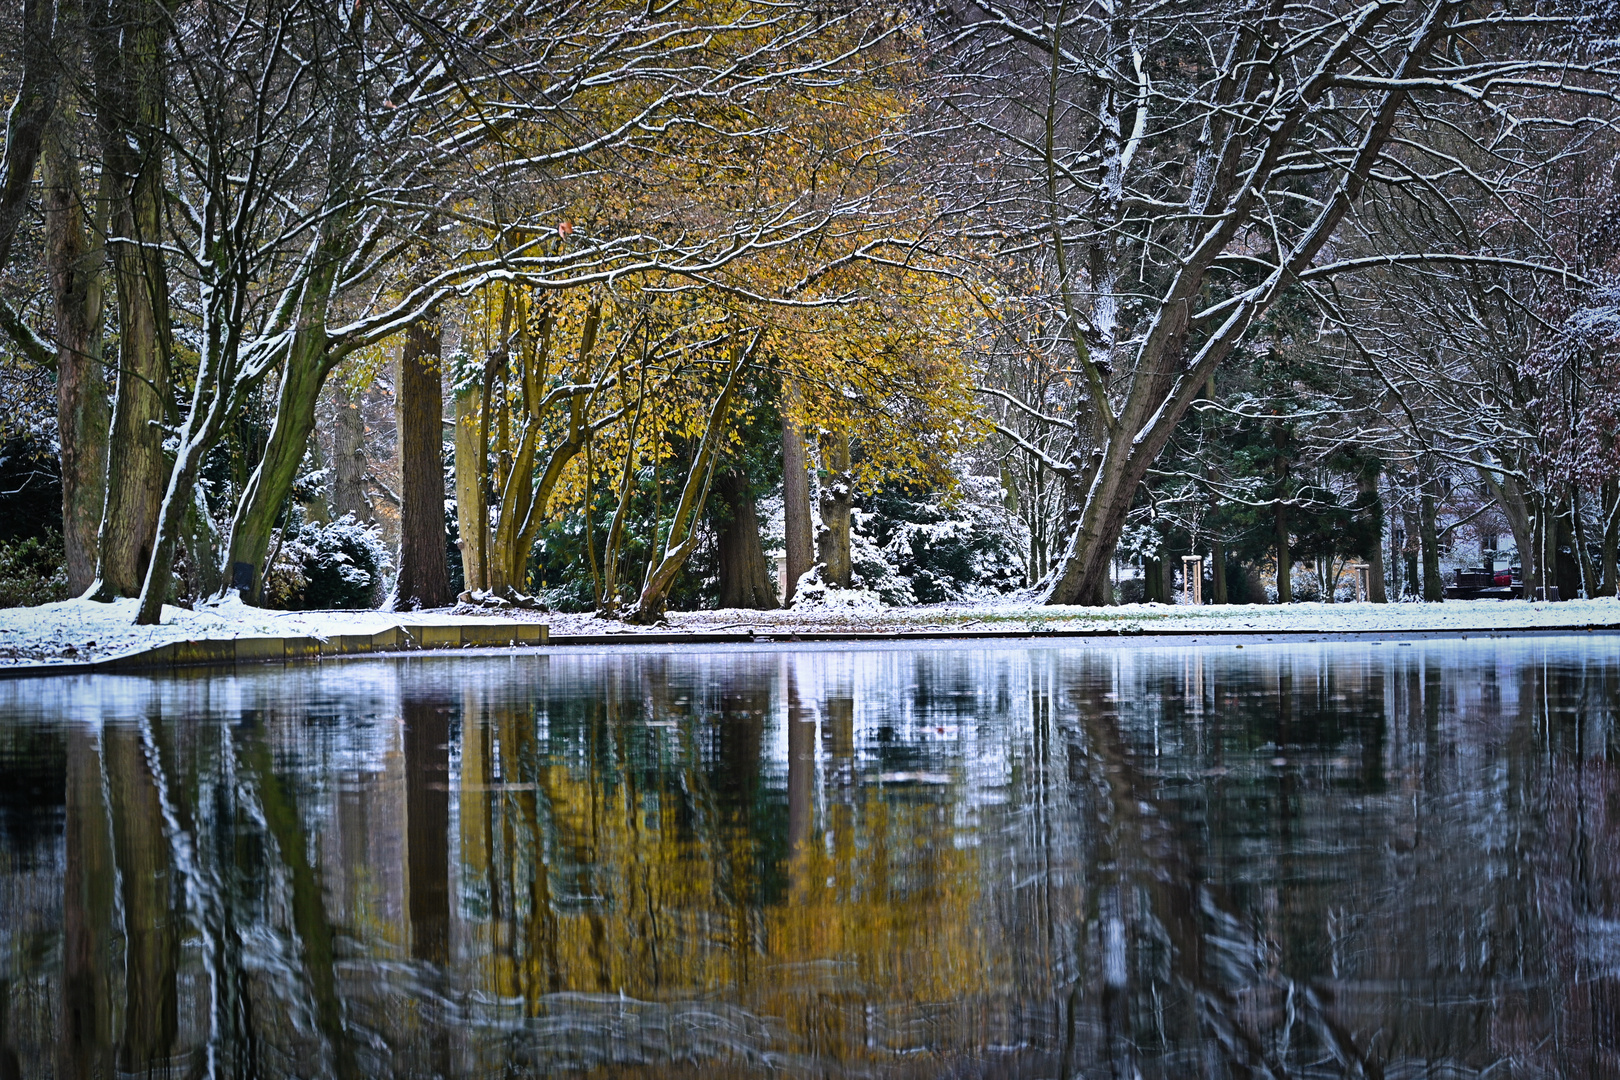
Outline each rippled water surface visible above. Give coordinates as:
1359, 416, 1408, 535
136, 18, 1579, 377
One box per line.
1, 637, 1618, 1078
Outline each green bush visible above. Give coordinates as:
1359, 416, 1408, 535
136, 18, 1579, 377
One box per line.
264, 515, 390, 610
0, 535, 69, 608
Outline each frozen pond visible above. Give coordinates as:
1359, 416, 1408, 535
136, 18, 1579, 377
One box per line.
1, 637, 1617, 1078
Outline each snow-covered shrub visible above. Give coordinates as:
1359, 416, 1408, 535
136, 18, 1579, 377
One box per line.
0, 535, 68, 608
264, 514, 390, 610
855, 475, 1025, 604
790, 567, 887, 612
788, 475, 1024, 610
850, 518, 916, 606
1290, 573, 1323, 603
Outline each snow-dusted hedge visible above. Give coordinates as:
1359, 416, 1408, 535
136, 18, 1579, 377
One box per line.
264, 514, 391, 610
795, 475, 1025, 609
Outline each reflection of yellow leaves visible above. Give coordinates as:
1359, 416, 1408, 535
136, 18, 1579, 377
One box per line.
457, 705, 1004, 1063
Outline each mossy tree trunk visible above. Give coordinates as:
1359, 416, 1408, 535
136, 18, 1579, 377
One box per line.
43, 59, 110, 594
91, 0, 172, 599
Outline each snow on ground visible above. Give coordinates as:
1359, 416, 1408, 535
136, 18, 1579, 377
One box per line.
627, 595, 1620, 636
3, 593, 1619, 669
0, 595, 515, 667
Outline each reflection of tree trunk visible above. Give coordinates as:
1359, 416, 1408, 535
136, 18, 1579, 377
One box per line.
395, 318, 451, 609
59, 728, 117, 1080
815, 430, 852, 588
103, 727, 178, 1072
405, 698, 451, 965
241, 732, 356, 1079
1066, 665, 1373, 1079
508, 696, 563, 1000
715, 471, 779, 610
822, 691, 854, 778
404, 694, 452, 1076
717, 675, 768, 818
781, 397, 815, 604
786, 669, 816, 864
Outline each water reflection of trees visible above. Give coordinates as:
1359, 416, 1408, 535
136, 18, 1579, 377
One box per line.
0, 642, 1615, 1077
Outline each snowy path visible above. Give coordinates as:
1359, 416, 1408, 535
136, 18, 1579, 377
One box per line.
2, 594, 1619, 669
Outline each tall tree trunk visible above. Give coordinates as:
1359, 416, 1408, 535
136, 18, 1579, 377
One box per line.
1357, 470, 1388, 603
781, 393, 814, 604
1571, 489, 1595, 599
1401, 509, 1420, 599
598, 386, 645, 617
216, 2, 363, 602
1033, 8, 1459, 607
1365, 538, 1388, 603
1418, 458, 1443, 602
1531, 499, 1549, 598
1210, 542, 1227, 604
631, 341, 748, 622
43, 73, 110, 593
1555, 500, 1579, 602
394, 318, 450, 609
91, 0, 170, 600
0, 0, 61, 270
715, 470, 779, 610
331, 379, 368, 521
1601, 477, 1618, 597
452, 377, 486, 595
1477, 460, 1536, 598
1274, 502, 1293, 603
816, 429, 852, 588
227, 348, 326, 599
